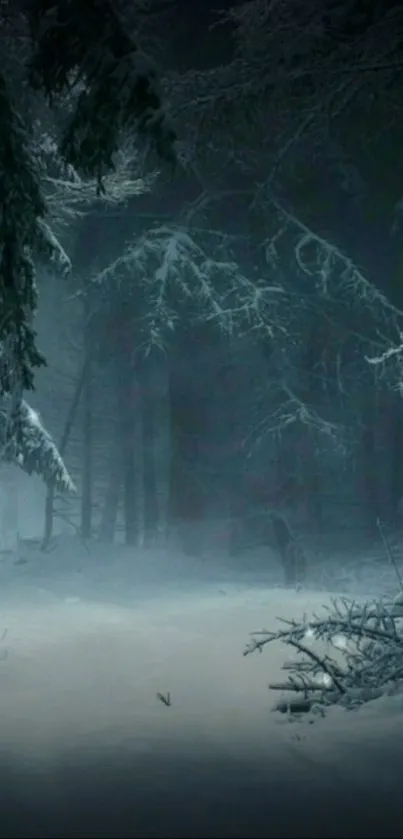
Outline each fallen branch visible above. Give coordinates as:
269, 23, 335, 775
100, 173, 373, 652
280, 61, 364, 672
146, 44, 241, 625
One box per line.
246, 595, 403, 715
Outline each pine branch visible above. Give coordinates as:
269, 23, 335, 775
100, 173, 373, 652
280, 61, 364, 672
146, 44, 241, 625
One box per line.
0, 398, 75, 492
91, 225, 285, 351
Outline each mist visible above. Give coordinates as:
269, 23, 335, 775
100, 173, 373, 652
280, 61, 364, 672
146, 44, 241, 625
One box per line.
2, 0, 403, 836
0, 542, 402, 839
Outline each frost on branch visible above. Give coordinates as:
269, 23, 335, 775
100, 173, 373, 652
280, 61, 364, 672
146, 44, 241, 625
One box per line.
31, 130, 153, 279
170, 0, 403, 176
93, 225, 285, 351
265, 199, 399, 317
243, 379, 344, 455
245, 595, 403, 717
0, 399, 74, 493
217, 0, 403, 140
365, 334, 403, 397
33, 132, 154, 227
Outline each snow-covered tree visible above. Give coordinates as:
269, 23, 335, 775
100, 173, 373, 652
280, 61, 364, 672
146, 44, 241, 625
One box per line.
163, 0, 403, 441
167, 0, 403, 305
0, 399, 74, 493
171, 0, 403, 175
26, 0, 177, 178
0, 73, 49, 394
89, 224, 285, 355
0, 0, 175, 492
0, 0, 175, 394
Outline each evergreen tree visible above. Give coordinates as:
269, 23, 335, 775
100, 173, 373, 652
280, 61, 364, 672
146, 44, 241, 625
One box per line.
26, 0, 177, 177
0, 0, 176, 488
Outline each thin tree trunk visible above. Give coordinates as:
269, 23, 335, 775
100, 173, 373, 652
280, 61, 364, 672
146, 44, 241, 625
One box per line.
117, 355, 139, 545
80, 358, 93, 539
272, 514, 306, 587
302, 324, 323, 533
388, 251, 403, 525
361, 391, 380, 534
98, 431, 122, 542
389, 397, 403, 524
139, 359, 158, 546
1, 465, 19, 556
80, 289, 93, 540
168, 370, 206, 556
41, 360, 88, 550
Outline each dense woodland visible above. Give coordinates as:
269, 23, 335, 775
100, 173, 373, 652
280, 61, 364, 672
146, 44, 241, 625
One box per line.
2, 0, 403, 584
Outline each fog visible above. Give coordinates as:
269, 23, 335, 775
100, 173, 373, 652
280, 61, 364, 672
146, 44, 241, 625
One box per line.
0, 538, 400, 838
3, 1, 403, 835
3, 163, 402, 838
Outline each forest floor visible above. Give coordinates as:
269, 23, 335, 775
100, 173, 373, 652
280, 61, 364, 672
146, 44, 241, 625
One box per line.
0, 538, 401, 837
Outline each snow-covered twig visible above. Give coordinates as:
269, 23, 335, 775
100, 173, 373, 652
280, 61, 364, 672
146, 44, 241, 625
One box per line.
242, 381, 344, 454
245, 596, 403, 715
267, 199, 403, 317
365, 339, 403, 366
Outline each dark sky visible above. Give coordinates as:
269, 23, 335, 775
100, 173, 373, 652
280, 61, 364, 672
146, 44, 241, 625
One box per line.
164, 0, 238, 69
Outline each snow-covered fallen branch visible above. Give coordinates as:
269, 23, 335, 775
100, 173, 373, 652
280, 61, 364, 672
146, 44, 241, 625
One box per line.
245, 594, 403, 716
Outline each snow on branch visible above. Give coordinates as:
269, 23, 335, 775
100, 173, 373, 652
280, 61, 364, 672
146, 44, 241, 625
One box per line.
30, 129, 154, 283
36, 218, 71, 274
365, 338, 403, 367
171, 0, 403, 169
222, 0, 403, 100
0, 399, 75, 493
33, 132, 154, 225
45, 163, 153, 218
365, 334, 403, 394
245, 594, 403, 717
242, 380, 344, 454
266, 198, 402, 317
93, 225, 286, 350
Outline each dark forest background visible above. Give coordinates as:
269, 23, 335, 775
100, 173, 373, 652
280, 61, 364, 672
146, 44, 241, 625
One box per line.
2, 0, 403, 584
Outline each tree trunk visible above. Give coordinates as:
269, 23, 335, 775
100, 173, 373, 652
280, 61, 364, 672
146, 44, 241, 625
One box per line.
98, 430, 122, 543
361, 390, 380, 534
116, 355, 139, 546
301, 323, 323, 534
139, 359, 159, 546
1, 465, 19, 556
41, 360, 88, 550
389, 396, 403, 524
80, 352, 93, 540
272, 513, 306, 587
168, 370, 206, 556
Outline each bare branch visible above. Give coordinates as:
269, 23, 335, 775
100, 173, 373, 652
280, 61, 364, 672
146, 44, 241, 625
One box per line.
245, 595, 403, 715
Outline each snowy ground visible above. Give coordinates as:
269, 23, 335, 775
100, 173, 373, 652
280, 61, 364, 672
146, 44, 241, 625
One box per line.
0, 538, 401, 837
